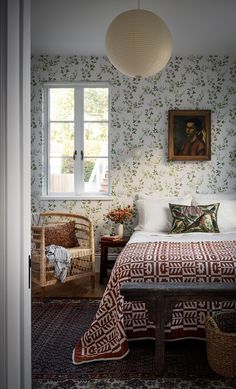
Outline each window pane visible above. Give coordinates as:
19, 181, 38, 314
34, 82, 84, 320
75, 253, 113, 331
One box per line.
49, 157, 74, 193
84, 123, 108, 157
84, 157, 108, 193
50, 88, 74, 121
84, 88, 108, 121
50, 123, 74, 157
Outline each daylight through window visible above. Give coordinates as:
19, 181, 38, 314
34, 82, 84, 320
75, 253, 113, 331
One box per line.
44, 83, 110, 196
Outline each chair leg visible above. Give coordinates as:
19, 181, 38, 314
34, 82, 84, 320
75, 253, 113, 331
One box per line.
91, 274, 95, 289
40, 287, 45, 303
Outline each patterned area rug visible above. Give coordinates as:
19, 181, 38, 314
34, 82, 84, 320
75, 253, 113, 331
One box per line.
32, 299, 236, 389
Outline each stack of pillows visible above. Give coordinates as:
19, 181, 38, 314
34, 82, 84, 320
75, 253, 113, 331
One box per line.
135, 193, 236, 234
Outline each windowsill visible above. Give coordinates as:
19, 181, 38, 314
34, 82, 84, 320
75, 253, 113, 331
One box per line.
40, 195, 113, 201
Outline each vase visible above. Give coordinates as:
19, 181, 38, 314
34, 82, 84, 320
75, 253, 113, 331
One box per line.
116, 223, 124, 238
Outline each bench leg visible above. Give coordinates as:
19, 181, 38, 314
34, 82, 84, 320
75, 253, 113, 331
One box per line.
154, 297, 165, 375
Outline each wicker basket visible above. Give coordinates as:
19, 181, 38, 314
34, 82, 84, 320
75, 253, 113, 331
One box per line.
205, 311, 236, 378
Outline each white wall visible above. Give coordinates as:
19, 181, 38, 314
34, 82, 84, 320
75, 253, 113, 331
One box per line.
0, 0, 31, 388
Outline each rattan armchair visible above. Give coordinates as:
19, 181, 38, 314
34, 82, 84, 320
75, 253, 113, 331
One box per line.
31, 212, 95, 302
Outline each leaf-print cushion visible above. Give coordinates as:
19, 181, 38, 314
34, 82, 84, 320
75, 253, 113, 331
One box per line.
169, 203, 220, 234
45, 221, 79, 248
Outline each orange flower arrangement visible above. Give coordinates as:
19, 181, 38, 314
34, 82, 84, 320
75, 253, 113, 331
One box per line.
106, 205, 132, 224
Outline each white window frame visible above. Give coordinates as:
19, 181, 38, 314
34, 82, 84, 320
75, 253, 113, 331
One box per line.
42, 81, 111, 200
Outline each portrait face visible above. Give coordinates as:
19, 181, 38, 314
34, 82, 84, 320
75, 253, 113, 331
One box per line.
185, 122, 197, 138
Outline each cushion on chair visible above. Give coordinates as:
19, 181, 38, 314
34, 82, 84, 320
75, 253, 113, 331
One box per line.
45, 221, 79, 248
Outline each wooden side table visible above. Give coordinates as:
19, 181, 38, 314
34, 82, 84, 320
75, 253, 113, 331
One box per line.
100, 237, 129, 284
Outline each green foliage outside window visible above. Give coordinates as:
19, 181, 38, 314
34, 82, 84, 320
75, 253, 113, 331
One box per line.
84, 160, 95, 182
49, 87, 108, 186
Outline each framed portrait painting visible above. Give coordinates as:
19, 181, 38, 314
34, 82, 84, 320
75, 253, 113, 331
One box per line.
168, 110, 211, 161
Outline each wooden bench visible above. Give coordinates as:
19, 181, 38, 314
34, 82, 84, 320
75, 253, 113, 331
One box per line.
120, 282, 236, 375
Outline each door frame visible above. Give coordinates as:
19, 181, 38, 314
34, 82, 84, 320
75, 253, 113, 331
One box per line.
0, 0, 31, 388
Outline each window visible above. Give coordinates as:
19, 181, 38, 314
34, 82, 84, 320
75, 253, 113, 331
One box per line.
43, 83, 110, 196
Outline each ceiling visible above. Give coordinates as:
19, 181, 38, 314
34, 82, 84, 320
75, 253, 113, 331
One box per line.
31, 0, 236, 56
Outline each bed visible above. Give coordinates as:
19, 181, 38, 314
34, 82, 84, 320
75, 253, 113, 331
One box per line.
72, 193, 236, 365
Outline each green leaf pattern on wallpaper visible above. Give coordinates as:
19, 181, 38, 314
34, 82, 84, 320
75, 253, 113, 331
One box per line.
31, 55, 236, 248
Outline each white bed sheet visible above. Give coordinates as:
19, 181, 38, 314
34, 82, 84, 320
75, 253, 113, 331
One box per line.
128, 230, 236, 244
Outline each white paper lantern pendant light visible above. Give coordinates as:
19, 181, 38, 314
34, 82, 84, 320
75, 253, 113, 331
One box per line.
105, 1, 172, 78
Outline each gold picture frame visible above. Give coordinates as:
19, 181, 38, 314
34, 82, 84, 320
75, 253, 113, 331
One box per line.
168, 110, 211, 161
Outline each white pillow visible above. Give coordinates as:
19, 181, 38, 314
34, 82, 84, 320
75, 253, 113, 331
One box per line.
193, 198, 236, 232
218, 200, 236, 231
135, 195, 192, 233
192, 192, 236, 204
137, 193, 191, 200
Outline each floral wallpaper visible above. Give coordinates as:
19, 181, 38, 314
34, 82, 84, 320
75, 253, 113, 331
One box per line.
31, 55, 236, 250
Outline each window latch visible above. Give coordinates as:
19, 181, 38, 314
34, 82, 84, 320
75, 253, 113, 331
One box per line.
81, 150, 84, 160
73, 150, 77, 160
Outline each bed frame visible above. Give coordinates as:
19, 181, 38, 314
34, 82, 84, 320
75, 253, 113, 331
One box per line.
121, 282, 236, 375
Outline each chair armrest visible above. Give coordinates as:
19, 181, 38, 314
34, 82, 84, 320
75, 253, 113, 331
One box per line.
31, 226, 45, 261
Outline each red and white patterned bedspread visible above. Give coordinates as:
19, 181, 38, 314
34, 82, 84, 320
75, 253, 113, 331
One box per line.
73, 240, 236, 364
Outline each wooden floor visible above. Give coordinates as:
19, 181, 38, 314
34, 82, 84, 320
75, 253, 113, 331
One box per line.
32, 273, 107, 299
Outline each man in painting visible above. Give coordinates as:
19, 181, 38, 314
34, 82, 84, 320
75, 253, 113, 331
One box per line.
180, 117, 205, 156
